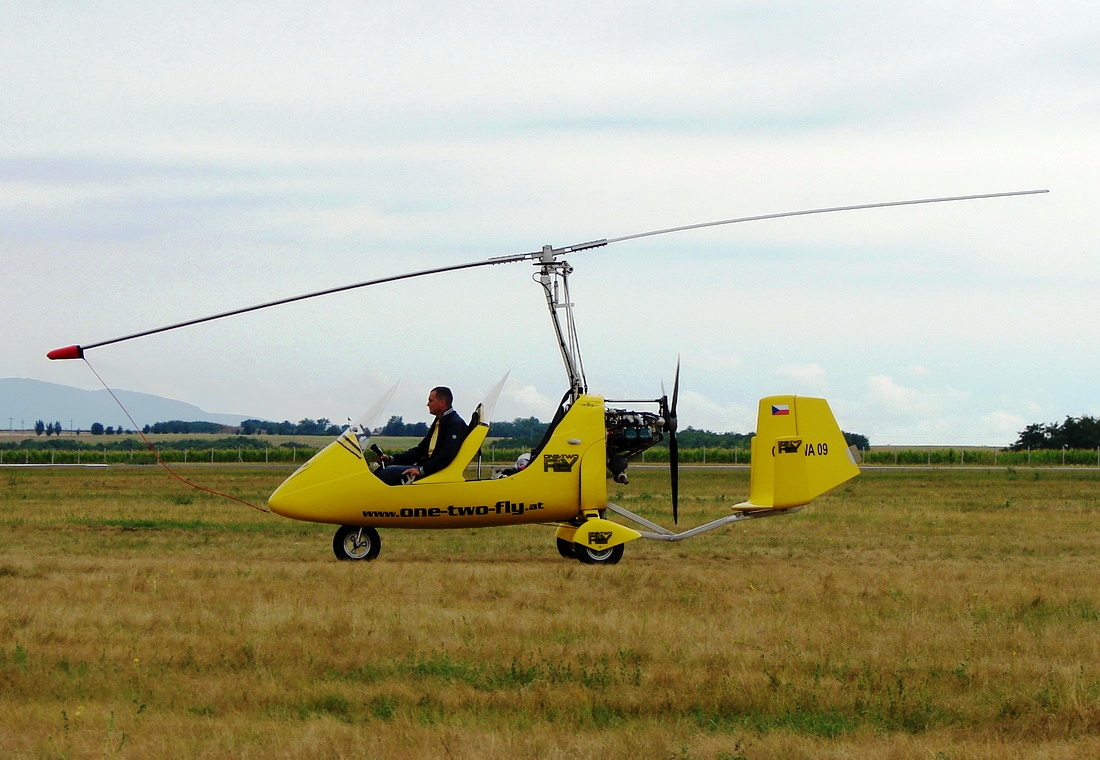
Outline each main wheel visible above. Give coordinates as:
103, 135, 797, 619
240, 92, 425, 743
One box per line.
575, 542, 624, 565
333, 525, 381, 561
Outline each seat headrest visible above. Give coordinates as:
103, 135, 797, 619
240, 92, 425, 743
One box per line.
468, 403, 483, 429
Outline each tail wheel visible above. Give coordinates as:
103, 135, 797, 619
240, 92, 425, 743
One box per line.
333, 525, 381, 561
575, 543, 624, 565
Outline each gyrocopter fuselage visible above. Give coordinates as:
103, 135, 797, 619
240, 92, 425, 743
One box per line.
265, 244, 860, 563
47, 190, 1047, 563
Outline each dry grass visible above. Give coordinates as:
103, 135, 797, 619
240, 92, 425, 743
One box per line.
1, 465, 1099, 758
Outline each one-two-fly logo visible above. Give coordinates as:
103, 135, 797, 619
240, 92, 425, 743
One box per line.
776, 439, 802, 455
589, 530, 614, 545
772, 439, 830, 457
543, 453, 579, 472
369, 500, 547, 519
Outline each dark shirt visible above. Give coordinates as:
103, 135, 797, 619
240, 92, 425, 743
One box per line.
391, 408, 468, 477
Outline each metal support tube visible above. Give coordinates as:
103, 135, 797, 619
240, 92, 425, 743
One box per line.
605, 501, 803, 542
539, 258, 586, 398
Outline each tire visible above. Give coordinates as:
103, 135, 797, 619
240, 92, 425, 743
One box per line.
333, 525, 381, 561
556, 537, 576, 559
575, 542, 624, 565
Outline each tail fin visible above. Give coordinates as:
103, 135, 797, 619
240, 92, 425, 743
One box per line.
737, 395, 859, 510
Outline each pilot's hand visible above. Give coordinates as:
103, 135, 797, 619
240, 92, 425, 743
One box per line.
402, 467, 421, 482
378, 453, 391, 464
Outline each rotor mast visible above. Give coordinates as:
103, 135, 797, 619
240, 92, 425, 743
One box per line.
537, 245, 588, 400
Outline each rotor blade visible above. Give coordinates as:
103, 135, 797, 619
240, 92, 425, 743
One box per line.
48, 250, 539, 358
604, 189, 1048, 246
47, 188, 1047, 359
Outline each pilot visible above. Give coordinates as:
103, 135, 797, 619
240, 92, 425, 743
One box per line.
374, 386, 468, 484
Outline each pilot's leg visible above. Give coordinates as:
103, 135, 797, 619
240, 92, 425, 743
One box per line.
375, 464, 410, 485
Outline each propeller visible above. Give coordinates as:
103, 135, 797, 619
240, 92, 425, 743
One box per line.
660, 359, 681, 523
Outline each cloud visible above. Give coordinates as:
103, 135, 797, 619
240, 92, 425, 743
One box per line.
867, 375, 968, 416
677, 390, 756, 435
498, 381, 558, 422
774, 363, 827, 393
982, 410, 1026, 441
859, 375, 973, 444
3, 2, 1097, 446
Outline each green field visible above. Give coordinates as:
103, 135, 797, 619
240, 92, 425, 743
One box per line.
2, 465, 1098, 758
6, 429, 1100, 469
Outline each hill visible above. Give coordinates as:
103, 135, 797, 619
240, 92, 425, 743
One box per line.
0, 377, 260, 432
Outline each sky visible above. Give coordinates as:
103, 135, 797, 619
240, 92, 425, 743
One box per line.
2, 1, 1097, 445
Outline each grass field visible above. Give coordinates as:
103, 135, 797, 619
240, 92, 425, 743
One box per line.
2, 464, 1098, 758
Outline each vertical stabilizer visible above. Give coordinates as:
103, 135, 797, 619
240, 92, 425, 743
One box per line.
739, 396, 859, 510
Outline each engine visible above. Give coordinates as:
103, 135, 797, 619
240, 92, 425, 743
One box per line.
604, 407, 666, 484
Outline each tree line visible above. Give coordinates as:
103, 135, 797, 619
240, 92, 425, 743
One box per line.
149, 419, 345, 436
30, 418, 346, 437
30, 414, 870, 450
374, 415, 869, 450
379, 415, 551, 445
34, 420, 64, 436
1010, 415, 1100, 451
234, 419, 345, 436
18, 409, 1100, 457
33, 420, 141, 436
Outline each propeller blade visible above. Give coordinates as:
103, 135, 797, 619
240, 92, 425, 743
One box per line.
668, 358, 680, 523
670, 427, 680, 524
670, 358, 680, 430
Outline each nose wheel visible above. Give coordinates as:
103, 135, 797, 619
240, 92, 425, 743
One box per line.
333, 525, 381, 561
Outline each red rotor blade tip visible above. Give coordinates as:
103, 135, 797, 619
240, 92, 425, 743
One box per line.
47, 345, 84, 361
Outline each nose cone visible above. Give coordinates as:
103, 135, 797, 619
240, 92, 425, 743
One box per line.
267, 434, 375, 523
267, 462, 316, 519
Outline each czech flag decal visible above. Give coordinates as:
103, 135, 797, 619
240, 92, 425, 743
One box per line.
771, 404, 790, 416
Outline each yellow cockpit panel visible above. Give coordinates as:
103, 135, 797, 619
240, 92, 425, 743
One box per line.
268, 394, 608, 529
